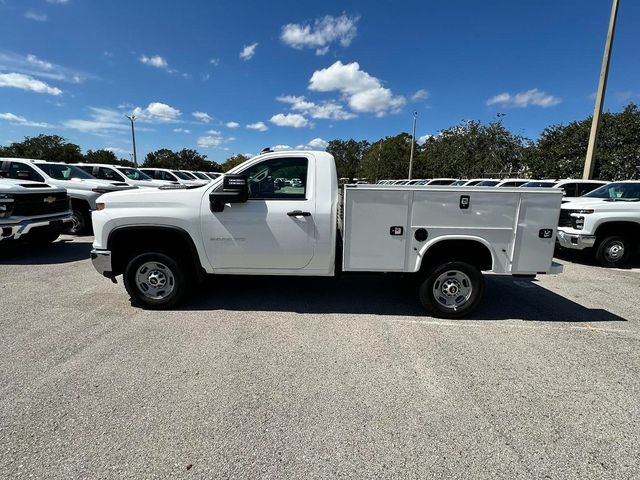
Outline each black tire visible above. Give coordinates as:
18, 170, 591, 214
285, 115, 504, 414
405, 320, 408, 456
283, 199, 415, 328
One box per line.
123, 252, 189, 309
418, 261, 484, 319
595, 235, 632, 268
67, 205, 91, 235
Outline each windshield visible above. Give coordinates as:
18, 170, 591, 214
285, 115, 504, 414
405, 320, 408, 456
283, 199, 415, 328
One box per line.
37, 163, 95, 180
521, 181, 555, 188
172, 171, 193, 180
451, 180, 467, 186
476, 180, 499, 186
117, 167, 152, 180
192, 172, 210, 180
584, 182, 640, 201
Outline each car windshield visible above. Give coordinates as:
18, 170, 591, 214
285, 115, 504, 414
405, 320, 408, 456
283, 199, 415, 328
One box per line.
192, 172, 210, 180
117, 167, 152, 180
451, 180, 467, 186
37, 163, 95, 180
476, 180, 499, 186
172, 171, 193, 180
584, 182, 640, 201
522, 181, 555, 188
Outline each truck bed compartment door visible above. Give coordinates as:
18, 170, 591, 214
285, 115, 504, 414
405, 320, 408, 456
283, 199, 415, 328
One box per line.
343, 189, 409, 271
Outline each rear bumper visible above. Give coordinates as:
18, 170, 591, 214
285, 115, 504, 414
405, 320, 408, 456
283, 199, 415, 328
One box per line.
556, 229, 596, 250
0, 212, 73, 241
90, 249, 114, 280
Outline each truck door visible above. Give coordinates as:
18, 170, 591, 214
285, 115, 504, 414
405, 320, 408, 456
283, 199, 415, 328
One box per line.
201, 156, 316, 271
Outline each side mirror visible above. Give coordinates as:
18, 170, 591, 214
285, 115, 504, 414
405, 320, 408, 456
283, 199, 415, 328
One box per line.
210, 174, 248, 212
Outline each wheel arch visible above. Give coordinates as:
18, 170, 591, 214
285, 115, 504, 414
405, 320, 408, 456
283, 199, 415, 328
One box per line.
416, 235, 495, 273
108, 225, 205, 280
594, 221, 640, 241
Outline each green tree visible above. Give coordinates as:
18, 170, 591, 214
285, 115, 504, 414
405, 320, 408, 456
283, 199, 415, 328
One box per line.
526, 103, 640, 180
360, 133, 413, 181
142, 148, 221, 171
418, 118, 528, 179
84, 149, 130, 166
221, 154, 250, 172
0, 134, 84, 163
326, 139, 370, 180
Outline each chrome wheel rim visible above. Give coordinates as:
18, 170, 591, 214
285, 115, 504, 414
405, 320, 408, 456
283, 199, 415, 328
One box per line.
604, 241, 625, 263
69, 211, 83, 233
432, 270, 473, 310
135, 261, 175, 300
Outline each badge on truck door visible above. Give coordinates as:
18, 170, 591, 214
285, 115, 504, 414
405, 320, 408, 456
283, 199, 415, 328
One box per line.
389, 226, 404, 236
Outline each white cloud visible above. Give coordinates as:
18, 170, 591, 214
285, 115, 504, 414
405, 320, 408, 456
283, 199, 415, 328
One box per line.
206, 129, 221, 135
240, 43, 258, 60
209, 58, 220, 66
309, 61, 405, 116
140, 54, 169, 69
0, 73, 62, 95
0, 51, 90, 83
308, 137, 328, 149
46, 0, 70, 3
173, 128, 191, 133
270, 113, 309, 128
0, 112, 51, 128
281, 14, 359, 55
132, 102, 181, 122
417, 134, 433, 145
104, 147, 129, 156
192, 111, 212, 123
486, 89, 561, 108
64, 107, 130, 134
246, 121, 268, 132
197, 134, 223, 148
25, 11, 47, 21
411, 89, 430, 102
225, 121, 240, 128
272, 144, 292, 151
276, 95, 355, 120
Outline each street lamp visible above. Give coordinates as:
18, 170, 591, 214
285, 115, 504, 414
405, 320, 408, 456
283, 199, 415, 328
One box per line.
408, 111, 417, 180
125, 114, 138, 166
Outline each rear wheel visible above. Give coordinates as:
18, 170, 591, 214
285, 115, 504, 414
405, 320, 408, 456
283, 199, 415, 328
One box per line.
123, 252, 188, 309
595, 235, 632, 268
419, 261, 484, 318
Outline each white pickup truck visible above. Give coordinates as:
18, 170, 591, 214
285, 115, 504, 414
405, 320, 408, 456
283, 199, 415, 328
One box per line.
90, 150, 563, 318
557, 181, 640, 267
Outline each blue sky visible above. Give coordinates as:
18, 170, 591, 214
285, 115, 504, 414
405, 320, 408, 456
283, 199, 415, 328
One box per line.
1, 0, 639, 163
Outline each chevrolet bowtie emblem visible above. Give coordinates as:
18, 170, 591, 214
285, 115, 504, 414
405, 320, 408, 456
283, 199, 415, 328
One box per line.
43, 196, 56, 204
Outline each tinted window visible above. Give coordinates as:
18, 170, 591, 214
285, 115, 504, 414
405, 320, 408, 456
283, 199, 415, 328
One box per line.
430, 180, 457, 185
172, 171, 192, 180
97, 167, 124, 181
37, 163, 95, 180
498, 181, 527, 187
577, 183, 604, 196
521, 181, 555, 188
76, 165, 95, 176
117, 168, 152, 181
241, 157, 308, 199
8, 162, 44, 182
557, 183, 577, 197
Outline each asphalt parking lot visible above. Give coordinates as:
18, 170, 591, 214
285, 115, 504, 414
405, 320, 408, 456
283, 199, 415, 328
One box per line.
0, 236, 638, 479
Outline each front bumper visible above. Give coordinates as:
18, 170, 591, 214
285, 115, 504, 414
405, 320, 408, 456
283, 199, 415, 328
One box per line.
556, 229, 596, 250
0, 212, 73, 241
90, 249, 115, 281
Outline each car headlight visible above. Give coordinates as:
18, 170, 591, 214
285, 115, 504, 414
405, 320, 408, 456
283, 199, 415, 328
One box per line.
0, 194, 14, 218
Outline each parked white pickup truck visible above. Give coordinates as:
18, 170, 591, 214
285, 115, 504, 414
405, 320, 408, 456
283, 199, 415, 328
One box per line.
90, 150, 563, 318
557, 181, 640, 267
0, 178, 72, 244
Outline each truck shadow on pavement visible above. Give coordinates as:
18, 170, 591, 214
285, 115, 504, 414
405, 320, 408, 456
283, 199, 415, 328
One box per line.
0, 238, 92, 265
182, 274, 625, 323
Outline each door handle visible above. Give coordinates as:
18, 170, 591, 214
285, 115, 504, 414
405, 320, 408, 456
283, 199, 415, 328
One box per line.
287, 210, 311, 217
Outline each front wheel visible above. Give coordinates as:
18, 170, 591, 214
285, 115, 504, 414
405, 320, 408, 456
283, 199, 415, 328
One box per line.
418, 261, 484, 319
595, 235, 632, 268
67, 206, 90, 235
123, 252, 188, 309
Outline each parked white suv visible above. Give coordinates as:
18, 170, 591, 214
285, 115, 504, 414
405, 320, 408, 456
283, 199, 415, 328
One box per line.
0, 178, 73, 244
0, 158, 136, 234
139, 168, 208, 187
76, 164, 176, 188
520, 179, 607, 200
557, 181, 640, 267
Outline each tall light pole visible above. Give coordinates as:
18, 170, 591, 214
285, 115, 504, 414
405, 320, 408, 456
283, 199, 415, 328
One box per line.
408, 111, 417, 180
583, 0, 619, 180
125, 114, 138, 166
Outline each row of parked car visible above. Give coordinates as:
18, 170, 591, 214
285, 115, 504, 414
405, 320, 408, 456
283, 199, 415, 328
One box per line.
0, 157, 221, 244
